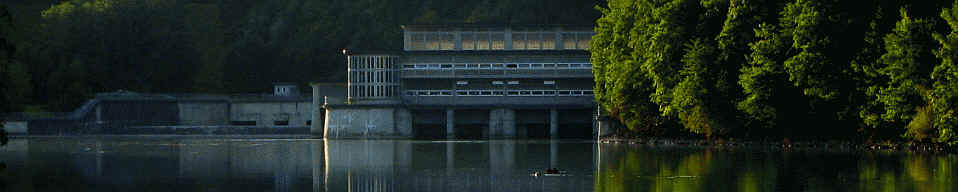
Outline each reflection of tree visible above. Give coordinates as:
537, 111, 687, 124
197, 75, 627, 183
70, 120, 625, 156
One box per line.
596, 147, 788, 192
858, 153, 957, 192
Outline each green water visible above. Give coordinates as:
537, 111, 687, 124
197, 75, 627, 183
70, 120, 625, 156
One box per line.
0, 137, 955, 191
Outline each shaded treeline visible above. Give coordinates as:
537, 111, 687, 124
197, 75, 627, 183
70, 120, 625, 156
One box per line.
593, 0, 958, 145
0, 0, 601, 112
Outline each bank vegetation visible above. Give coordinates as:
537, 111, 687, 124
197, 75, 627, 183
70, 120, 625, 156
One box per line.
593, 0, 958, 146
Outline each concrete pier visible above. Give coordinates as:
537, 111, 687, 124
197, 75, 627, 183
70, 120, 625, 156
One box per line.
550, 108, 558, 139
488, 108, 516, 138
311, 84, 323, 136
550, 140, 558, 168
446, 142, 455, 173
446, 109, 456, 139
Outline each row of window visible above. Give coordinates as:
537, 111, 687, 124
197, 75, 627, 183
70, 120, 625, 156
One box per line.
405, 89, 594, 96
348, 55, 399, 69
230, 121, 310, 126
402, 63, 592, 70
349, 85, 400, 98
454, 80, 555, 86
404, 31, 594, 51
348, 70, 399, 84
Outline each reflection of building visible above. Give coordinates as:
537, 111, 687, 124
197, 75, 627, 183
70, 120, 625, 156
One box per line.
317, 25, 598, 139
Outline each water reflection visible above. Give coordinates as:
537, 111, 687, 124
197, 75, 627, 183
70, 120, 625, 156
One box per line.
1, 138, 956, 191
595, 144, 957, 192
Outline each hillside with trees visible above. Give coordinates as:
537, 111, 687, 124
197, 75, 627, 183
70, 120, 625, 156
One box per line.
0, 0, 601, 112
593, 0, 958, 145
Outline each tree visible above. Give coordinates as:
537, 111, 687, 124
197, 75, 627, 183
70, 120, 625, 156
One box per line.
593, 0, 666, 134
872, 9, 939, 141
0, 5, 31, 113
931, 2, 958, 145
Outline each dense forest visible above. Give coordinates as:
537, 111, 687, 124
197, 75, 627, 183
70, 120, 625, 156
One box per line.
0, 0, 601, 112
593, 0, 958, 145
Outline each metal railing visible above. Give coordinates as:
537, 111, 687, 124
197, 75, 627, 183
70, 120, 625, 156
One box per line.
404, 89, 594, 97
401, 63, 593, 78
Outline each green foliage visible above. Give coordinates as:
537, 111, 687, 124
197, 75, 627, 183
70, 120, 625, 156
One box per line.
673, 39, 719, 136
0, 5, 30, 113
872, 9, 939, 141
932, 2, 958, 145
738, 23, 788, 130
7, 0, 601, 110
595, 0, 955, 143
593, 0, 664, 133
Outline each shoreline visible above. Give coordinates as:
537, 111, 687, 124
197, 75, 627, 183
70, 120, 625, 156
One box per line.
597, 136, 956, 154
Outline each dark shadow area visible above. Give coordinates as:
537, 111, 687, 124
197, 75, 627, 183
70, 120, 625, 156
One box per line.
413, 124, 444, 139
525, 124, 549, 139
559, 123, 592, 139
455, 124, 486, 139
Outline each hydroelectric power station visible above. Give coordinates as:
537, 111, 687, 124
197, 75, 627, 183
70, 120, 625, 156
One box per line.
315, 24, 612, 139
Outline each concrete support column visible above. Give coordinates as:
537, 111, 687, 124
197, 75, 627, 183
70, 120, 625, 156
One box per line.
446, 142, 455, 174
95, 106, 103, 123
446, 109, 456, 139
488, 109, 516, 139
550, 108, 559, 139
550, 140, 558, 168
395, 108, 413, 138
311, 84, 323, 136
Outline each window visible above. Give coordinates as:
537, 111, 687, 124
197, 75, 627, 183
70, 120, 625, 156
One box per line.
232, 121, 256, 126
491, 32, 505, 50
477, 32, 490, 50
440, 32, 455, 50
492, 81, 504, 85
542, 33, 556, 49
274, 121, 289, 126
425, 32, 440, 50
578, 33, 592, 49
512, 32, 526, 50
563, 33, 577, 49
462, 32, 475, 50
412, 33, 426, 50
528, 33, 540, 50
456, 81, 469, 85
507, 81, 519, 85
543, 81, 555, 85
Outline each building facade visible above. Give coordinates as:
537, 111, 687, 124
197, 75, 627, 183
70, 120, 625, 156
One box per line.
320, 25, 599, 139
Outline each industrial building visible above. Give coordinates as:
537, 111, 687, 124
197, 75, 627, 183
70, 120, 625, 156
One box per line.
316, 24, 606, 139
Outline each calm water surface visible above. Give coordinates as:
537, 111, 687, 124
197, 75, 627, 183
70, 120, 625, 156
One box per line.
0, 136, 955, 191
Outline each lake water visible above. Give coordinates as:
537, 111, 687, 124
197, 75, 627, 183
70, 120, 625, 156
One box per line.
0, 136, 955, 191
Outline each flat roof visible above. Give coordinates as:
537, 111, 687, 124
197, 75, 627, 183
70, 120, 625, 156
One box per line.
401, 24, 593, 31
347, 50, 590, 56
